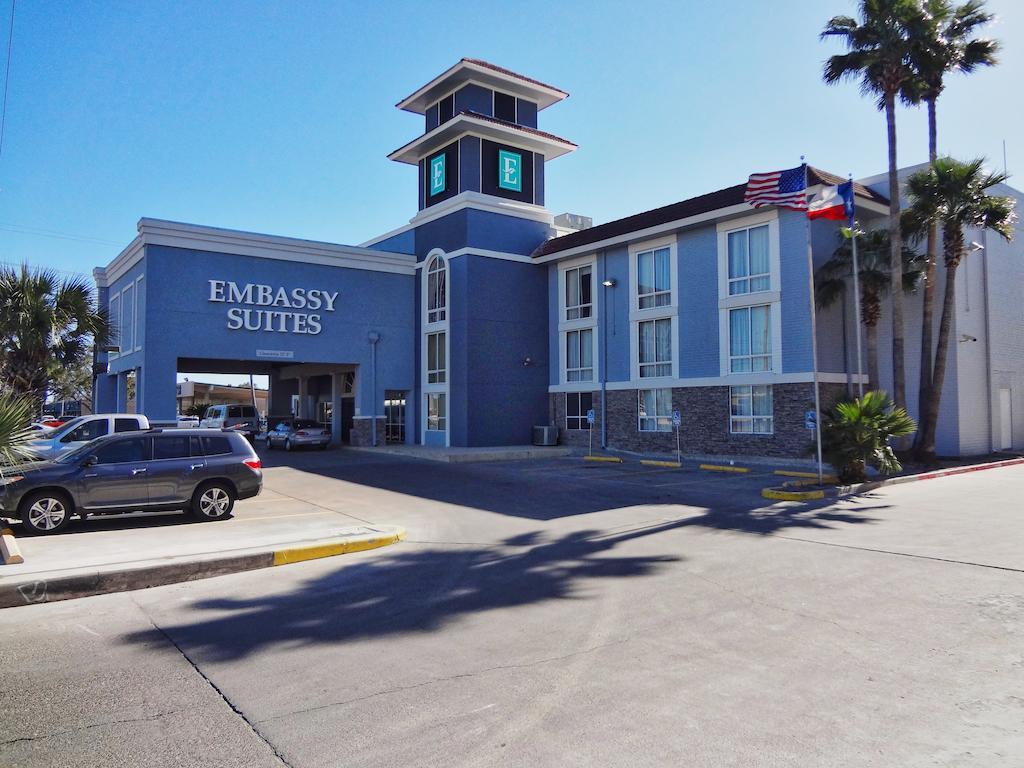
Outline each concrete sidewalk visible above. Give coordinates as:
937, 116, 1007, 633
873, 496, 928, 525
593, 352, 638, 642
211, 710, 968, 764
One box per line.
0, 487, 405, 609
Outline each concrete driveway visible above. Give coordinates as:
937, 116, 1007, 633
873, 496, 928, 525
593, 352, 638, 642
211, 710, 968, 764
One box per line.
1, 451, 1021, 767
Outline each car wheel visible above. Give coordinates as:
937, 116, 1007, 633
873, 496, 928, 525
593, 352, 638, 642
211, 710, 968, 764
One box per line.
190, 482, 235, 521
284, 439, 292, 452
20, 490, 73, 535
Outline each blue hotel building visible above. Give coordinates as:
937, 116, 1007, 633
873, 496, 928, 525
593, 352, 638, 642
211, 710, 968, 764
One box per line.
94, 59, 889, 458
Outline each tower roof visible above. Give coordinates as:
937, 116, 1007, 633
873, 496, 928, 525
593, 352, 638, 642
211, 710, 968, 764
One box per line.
396, 58, 568, 114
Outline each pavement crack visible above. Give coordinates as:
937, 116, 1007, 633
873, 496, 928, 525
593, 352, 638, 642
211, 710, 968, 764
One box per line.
130, 596, 296, 768
0, 707, 193, 746
256, 636, 637, 725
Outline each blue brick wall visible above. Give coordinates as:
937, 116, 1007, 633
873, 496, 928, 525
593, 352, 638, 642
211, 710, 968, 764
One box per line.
779, 209, 814, 373
602, 246, 631, 382
367, 228, 415, 255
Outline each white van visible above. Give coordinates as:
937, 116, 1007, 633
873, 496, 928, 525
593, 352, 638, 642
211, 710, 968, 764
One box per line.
27, 413, 150, 460
200, 404, 259, 441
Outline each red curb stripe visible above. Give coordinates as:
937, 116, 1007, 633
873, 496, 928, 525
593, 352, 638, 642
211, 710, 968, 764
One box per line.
912, 457, 1024, 482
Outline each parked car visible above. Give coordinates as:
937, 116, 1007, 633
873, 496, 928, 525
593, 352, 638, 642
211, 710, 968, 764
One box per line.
200, 404, 259, 441
27, 413, 150, 461
265, 418, 330, 451
177, 414, 200, 428
0, 428, 262, 535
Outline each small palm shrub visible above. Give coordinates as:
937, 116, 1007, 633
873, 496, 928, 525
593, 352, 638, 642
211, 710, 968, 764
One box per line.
821, 390, 917, 484
0, 393, 38, 466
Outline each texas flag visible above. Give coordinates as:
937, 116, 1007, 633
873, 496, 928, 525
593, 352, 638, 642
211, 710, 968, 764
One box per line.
807, 180, 855, 222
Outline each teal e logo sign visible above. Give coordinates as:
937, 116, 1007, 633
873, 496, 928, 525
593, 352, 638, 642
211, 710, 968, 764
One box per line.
498, 149, 522, 192
430, 154, 446, 196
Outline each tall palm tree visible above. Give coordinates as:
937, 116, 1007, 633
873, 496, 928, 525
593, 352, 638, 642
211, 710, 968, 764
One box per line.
816, 228, 924, 389
903, 0, 998, 457
0, 266, 109, 412
903, 158, 1016, 461
823, 0, 923, 412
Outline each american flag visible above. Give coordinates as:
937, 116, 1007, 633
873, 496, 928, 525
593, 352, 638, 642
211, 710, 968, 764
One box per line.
744, 165, 808, 211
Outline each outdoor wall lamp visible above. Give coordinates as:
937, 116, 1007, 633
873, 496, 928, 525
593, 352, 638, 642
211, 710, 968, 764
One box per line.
602, 278, 617, 287
522, 356, 533, 367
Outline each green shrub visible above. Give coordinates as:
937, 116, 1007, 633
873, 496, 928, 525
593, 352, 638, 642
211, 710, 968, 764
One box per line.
820, 390, 917, 484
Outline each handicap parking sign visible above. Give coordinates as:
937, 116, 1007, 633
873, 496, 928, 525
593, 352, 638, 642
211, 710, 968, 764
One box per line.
805, 410, 817, 430
586, 409, 595, 425
672, 409, 681, 427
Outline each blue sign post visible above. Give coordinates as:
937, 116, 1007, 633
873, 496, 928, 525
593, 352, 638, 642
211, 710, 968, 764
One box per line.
672, 409, 682, 464
805, 409, 817, 431
586, 408, 595, 456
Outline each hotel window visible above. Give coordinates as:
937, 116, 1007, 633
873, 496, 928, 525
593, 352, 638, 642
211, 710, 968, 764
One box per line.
427, 393, 447, 432
638, 388, 672, 432
730, 385, 773, 434
729, 305, 772, 373
727, 224, 771, 295
426, 332, 446, 384
638, 318, 672, 378
108, 294, 121, 356
566, 392, 593, 430
427, 255, 447, 323
120, 284, 134, 352
566, 329, 593, 382
565, 264, 592, 320
636, 246, 671, 309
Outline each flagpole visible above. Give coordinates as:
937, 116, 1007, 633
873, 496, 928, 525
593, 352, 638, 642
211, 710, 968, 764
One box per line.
803, 160, 825, 486
848, 174, 865, 398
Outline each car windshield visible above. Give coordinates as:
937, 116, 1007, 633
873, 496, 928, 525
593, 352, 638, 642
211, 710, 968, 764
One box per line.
54, 438, 106, 464
48, 416, 85, 440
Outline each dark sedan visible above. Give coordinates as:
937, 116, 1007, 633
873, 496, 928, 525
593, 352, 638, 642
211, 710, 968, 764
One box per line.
0, 428, 262, 535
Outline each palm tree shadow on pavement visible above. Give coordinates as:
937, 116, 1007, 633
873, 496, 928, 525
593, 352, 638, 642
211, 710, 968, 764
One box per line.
121, 501, 885, 662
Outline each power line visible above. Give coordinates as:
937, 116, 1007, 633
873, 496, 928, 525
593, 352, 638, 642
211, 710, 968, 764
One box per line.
0, 0, 14, 161
0, 260, 91, 280
0, 221, 122, 246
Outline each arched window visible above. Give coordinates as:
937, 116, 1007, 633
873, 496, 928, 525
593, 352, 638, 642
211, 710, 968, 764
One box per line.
427, 255, 446, 324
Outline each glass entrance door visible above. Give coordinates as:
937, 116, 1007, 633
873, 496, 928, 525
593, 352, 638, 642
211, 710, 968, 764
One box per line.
384, 391, 406, 444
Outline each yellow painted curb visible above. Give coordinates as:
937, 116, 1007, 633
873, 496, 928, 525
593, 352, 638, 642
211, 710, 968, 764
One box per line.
774, 470, 839, 483
762, 487, 826, 501
640, 460, 681, 468
584, 455, 624, 463
699, 464, 750, 474
272, 528, 406, 566
0, 528, 24, 565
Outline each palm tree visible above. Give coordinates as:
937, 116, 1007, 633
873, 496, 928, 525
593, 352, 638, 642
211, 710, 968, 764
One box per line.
821, 390, 917, 484
0, 392, 37, 467
816, 228, 924, 390
822, 0, 923, 412
903, 158, 1016, 461
0, 266, 109, 412
903, 0, 998, 457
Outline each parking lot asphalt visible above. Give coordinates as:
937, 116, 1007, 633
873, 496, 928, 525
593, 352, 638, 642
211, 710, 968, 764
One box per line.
2, 452, 1022, 767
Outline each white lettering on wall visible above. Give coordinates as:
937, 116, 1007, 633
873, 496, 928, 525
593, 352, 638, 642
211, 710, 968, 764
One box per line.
207, 279, 338, 335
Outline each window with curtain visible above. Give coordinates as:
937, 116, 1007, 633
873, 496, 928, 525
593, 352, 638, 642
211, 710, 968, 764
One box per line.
730, 385, 773, 434
727, 224, 770, 295
638, 388, 672, 432
427, 256, 447, 323
426, 332, 446, 384
638, 318, 672, 378
566, 328, 593, 382
564, 265, 593, 320
427, 393, 446, 431
566, 392, 593, 430
729, 305, 771, 372
636, 247, 671, 309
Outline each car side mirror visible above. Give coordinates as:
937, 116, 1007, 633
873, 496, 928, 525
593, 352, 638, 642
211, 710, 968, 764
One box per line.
81, 455, 98, 467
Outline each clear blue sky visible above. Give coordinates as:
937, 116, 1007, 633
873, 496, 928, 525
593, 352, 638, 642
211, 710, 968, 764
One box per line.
1, 0, 1020, 279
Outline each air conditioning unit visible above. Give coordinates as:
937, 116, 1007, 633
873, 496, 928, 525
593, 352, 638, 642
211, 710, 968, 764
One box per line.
533, 425, 559, 446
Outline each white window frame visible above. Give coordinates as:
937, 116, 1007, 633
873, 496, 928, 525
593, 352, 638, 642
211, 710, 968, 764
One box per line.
426, 392, 447, 433
729, 384, 774, 434
426, 331, 446, 384
726, 223, 772, 296
557, 254, 599, 386
108, 291, 121, 359
727, 304, 773, 374
628, 235, 678, 384
563, 263, 593, 321
638, 388, 673, 432
630, 238, 677, 313
121, 283, 134, 354
717, 212, 783, 376
426, 254, 447, 324
637, 317, 673, 379
421, 249, 450, 445
133, 275, 143, 352
565, 327, 594, 382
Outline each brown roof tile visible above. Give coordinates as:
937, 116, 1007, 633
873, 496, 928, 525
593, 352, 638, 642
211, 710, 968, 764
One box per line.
461, 58, 568, 97
461, 111, 576, 147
